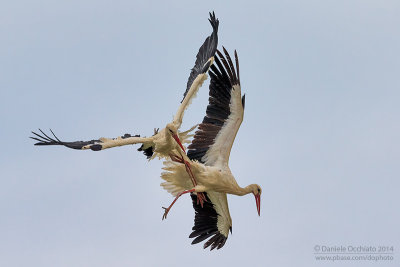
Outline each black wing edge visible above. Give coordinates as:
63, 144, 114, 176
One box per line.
182, 11, 219, 102
30, 129, 103, 151
30, 129, 139, 152
189, 193, 230, 250
137, 145, 154, 159
137, 128, 158, 159
187, 48, 240, 163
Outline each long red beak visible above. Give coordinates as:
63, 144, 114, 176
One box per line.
254, 194, 261, 216
171, 132, 186, 153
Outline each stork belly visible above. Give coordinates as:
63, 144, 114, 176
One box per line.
160, 160, 224, 196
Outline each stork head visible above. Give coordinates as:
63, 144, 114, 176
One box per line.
166, 122, 185, 152
249, 184, 262, 216
166, 122, 178, 134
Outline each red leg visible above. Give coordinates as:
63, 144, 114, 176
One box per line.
184, 161, 206, 206
169, 153, 197, 186
169, 153, 206, 208
162, 188, 196, 220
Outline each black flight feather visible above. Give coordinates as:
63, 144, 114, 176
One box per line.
182, 11, 219, 102
189, 193, 229, 250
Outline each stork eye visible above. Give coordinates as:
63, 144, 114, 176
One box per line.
257, 188, 260, 193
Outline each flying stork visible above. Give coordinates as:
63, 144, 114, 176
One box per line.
31, 12, 218, 160
31, 12, 220, 205
161, 48, 262, 250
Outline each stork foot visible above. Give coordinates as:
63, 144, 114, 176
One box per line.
161, 188, 196, 220
162, 207, 170, 220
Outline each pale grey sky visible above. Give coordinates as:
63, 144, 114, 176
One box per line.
1, 1, 399, 266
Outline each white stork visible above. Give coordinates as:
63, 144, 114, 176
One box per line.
31, 13, 220, 205
161, 48, 262, 250
31, 12, 219, 160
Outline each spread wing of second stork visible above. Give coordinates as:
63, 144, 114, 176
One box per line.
30, 12, 219, 160
187, 48, 244, 250
173, 12, 219, 127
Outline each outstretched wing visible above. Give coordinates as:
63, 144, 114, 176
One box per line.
31, 129, 155, 158
30, 13, 219, 159
189, 192, 232, 250
173, 11, 219, 127
187, 48, 244, 167
31, 129, 103, 150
